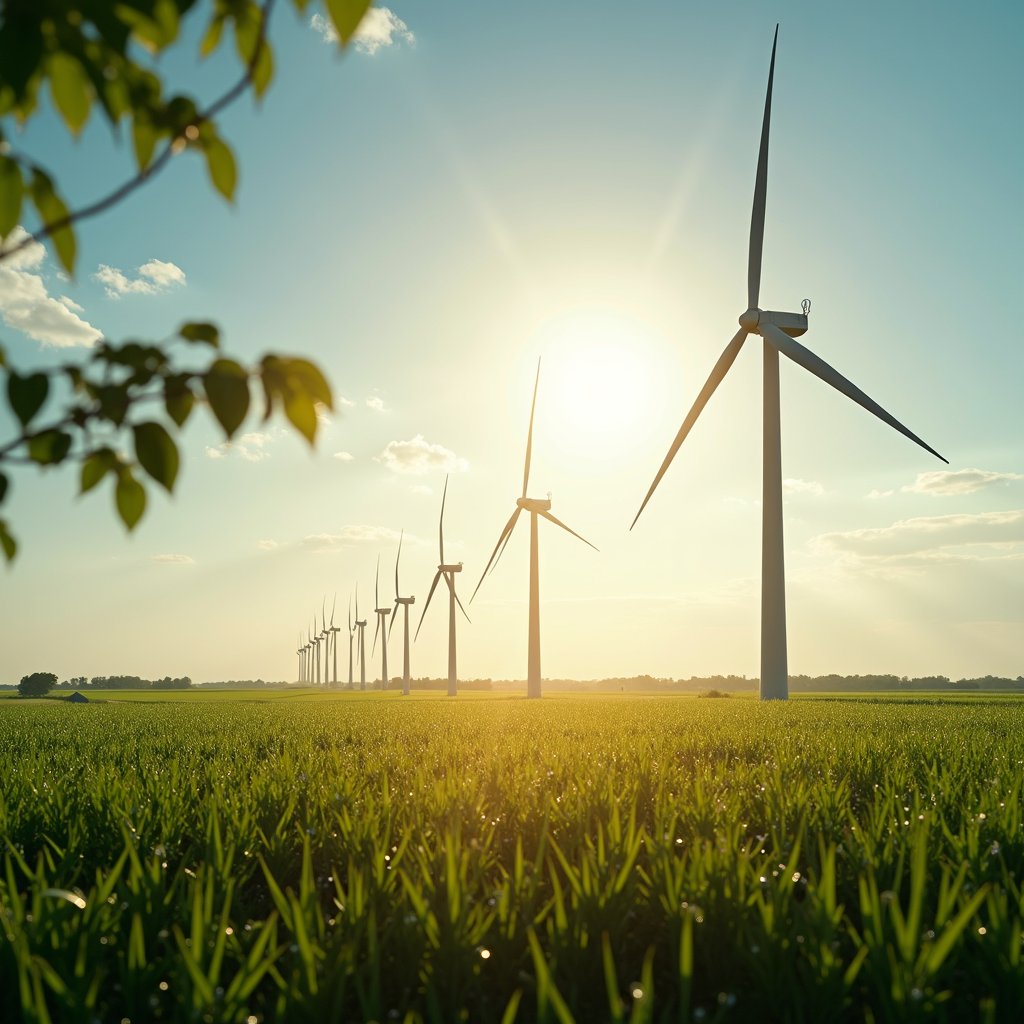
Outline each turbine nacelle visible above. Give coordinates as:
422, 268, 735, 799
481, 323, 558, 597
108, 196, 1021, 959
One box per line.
517, 497, 552, 512
374, 608, 391, 616
439, 562, 463, 573
739, 307, 808, 338
395, 596, 416, 605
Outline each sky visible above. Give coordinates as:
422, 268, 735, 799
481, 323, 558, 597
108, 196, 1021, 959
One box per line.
1, 0, 1021, 685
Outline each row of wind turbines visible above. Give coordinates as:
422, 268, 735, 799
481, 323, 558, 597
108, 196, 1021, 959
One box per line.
295, 28, 945, 701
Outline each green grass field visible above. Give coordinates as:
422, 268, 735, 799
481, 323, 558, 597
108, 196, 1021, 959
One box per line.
1, 692, 1021, 1023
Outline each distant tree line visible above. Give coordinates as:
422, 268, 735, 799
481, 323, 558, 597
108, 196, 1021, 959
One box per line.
386, 678, 494, 691
56, 676, 193, 690
196, 680, 288, 688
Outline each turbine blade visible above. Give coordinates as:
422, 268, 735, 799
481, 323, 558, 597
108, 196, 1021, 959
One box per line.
372, 614, 380, 656
631, 328, 748, 529
330, 593, 336, 627
748, 25, 778, 310
395, 529, 403, 598
375, 554, 380, 610
415, 571, 443, 641
523, 358, 541, 498
348, 596, 352, 632
443, 570, 472, 623
758, 322, 947, 463
470, 506, 522, 603
538, 509, 599, 551
439, 475, 448, 564
388, 599, 399, 639
355, 584, 358, 623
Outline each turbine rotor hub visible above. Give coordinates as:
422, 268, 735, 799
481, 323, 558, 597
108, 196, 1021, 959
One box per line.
518, 497, 552, 512
739, 307, 761, 332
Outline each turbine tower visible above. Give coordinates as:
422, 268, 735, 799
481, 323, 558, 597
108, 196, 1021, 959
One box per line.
372, 555, 392, 691
472, 360, 597, 699
389, 529, 416, 696
631, 27, 945, 701
415, 475, 470, 696
354, 586, 367, 690
347, 595, 356, 689
296, 633, 304, 683
328, 596, 340, 687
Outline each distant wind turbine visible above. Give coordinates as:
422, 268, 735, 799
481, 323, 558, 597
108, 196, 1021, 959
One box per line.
389, 529, 415, 696
347, 595, 356, 689
354, 585, 367, 690
415, 475, 470, 696
631, 27, 945, 701
472, 359, 598, 699
296, 633, 304, 683
328, 595, 340, 686
372, 555, 392, 691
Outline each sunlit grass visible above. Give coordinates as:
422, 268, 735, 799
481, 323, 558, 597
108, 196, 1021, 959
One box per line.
1, 694, 1021, 1022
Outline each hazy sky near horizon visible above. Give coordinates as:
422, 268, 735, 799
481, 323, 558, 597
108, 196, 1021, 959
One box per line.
1, 0, 1021, 685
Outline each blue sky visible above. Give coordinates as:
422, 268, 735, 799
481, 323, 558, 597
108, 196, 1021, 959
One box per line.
1, 0, 1021, 684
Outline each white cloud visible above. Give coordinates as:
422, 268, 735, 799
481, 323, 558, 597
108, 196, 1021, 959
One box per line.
866, 489, 894, 500
302, 526, 418, 552
309, 12, 337, 42
311, 7, 415, 54
721, 497, 746, 510
338, 396, 356, 407
334, 451, 355, 462
366, 396, 386, 412
783, 478, 825, 496
902, 468, 1024, 497
411, 484, 433, 495
813, 510, 1024, 569
0, 227, 103, 347
256, 540, 278, 551
150, 553, 195, 564
93, 259, 185, 299
376, 434, 468, 475
206, 431, 274, 462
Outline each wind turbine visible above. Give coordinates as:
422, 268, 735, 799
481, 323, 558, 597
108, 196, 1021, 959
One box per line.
389, 529, 415, 696
347, 595, 356, 689
328, 595, 340, 687
372, 555, 392, 690
631, 27, 945, 701
415, 475, 470, 696
472, 360, 598, 699
297, 633, 304, 683
354, 585, 367, 690
318, 600, 330, 687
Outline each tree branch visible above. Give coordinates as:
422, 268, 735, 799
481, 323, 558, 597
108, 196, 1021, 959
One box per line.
0, 0, 277, 266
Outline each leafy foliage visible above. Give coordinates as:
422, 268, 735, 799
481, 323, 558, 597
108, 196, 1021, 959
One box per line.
16, 671, 57, 697
0, 0, 375, 559
0, 694, 1021, 1021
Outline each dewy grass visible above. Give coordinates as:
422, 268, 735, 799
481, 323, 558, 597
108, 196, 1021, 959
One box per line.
0, 694, 1022, 1022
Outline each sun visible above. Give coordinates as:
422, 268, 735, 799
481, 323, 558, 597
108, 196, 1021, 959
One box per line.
524, 307, 677, 473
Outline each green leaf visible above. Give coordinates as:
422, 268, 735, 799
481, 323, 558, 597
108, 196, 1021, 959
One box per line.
115, 469, 147, 530
180, 322, 219, 347
200, 15, 226, 57
0, 517, 16, 561
132, 114, 159, 172
164, 376, 195, 427
204, 359, 250, 438
260, 355, 333, 444
80, 449, 119, 494
27, 429, 72, 465
0, 471, 6, 504
29, 167, 75, 274
48, 52, 92, 134
324, 0, 375, 45
7, 371, 48, 426
133, 421, 179, 492
0, 155, 24, 238
201, 133, 236, 201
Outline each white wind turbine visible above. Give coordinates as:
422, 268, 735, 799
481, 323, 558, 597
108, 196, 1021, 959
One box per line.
372, 556, 392, 690
328, 596, 340, 687
347, 595, 356, 689
354, 585, 368, 690
415, 475, 470, 696
389, 530, 415, 696
472, 359, 597, 699
631, 27, 945, 701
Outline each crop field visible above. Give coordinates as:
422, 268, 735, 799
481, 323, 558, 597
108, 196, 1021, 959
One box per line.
1, 693, 1022, 1024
